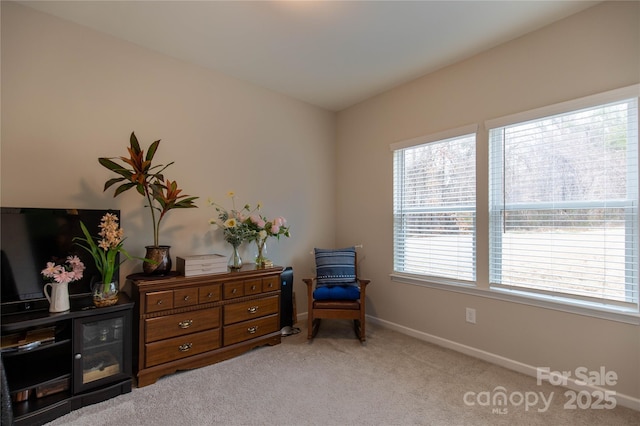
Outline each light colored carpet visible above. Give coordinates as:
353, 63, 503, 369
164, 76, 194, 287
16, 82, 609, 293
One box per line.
46, 320, 639, 425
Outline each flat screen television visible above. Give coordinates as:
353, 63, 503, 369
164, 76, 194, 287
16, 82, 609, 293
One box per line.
1, 207, 120, 315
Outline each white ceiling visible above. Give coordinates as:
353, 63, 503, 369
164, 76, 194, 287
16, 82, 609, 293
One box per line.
20, 1, 600, 111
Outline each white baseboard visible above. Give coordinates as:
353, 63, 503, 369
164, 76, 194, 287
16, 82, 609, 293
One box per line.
296, 312, 639, 411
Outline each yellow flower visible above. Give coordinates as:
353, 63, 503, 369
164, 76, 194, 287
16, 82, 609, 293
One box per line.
227, 191, 235, 198
224, 218, 237, 228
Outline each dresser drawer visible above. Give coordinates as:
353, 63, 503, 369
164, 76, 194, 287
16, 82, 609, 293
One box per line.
145, 307, 220, 343
145, 328, 221, 368
223, 281, 244, 299
199, 284, 221, 304
223, 295, 279, 325
223, 314, 279, 346
174, 287, 199, 308
244, 279, 262, 296
146, 290, 174, 313
262, 276, 280, 292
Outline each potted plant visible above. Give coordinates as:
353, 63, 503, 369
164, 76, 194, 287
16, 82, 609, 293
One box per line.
99, 132, 198, 274
74, 213, 141, 306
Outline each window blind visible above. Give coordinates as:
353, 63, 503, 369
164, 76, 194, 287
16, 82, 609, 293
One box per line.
489, 97, 639, 308
393, 132, 476, 282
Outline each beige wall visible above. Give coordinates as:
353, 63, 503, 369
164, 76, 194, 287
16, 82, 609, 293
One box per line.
336, 1, 640, 403
1, 2, 335, 299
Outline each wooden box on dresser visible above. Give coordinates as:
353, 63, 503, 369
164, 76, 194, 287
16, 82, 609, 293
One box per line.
128, 265, 283, 387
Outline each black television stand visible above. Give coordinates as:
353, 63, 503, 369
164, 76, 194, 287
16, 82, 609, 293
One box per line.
1, 294, 133, 426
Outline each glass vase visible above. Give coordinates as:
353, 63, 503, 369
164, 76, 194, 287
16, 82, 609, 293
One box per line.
228, 243, 243, 270
93, 281, 119, 308
255, 238, 270, 268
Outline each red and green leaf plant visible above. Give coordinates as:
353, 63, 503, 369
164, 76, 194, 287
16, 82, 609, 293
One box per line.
99, 132, 198, 247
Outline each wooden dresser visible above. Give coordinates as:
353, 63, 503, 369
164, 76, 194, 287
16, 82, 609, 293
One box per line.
128, 265, 282, 387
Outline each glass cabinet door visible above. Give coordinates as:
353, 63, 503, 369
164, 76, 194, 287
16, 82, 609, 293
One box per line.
73, 309, 131, 393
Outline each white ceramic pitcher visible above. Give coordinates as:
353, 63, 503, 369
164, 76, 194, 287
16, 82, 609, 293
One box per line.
44, 282, 70, 312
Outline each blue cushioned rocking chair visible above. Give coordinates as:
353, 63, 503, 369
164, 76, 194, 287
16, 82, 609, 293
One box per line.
303, 247, 371, 342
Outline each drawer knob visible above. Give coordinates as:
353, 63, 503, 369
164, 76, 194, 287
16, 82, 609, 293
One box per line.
247, 306, 259, 314
157, 300, 164, 305
178, 320, 193, 329
207, 292, 214, 298
247, 326, 258, 334
251, 285, 256, 290
232, 289, 237, 294
183, 295, 190, 301
178, 343, 193, 352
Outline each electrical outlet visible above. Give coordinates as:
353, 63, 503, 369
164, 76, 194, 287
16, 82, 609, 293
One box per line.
466, 307, 476, 324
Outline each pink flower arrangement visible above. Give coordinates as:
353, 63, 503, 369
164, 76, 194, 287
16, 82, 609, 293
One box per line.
41, 255, 86, 285
271, 216, 287, 235
246, 214, 290, 241
245, 214, 290, 268
208, 191, 290, 246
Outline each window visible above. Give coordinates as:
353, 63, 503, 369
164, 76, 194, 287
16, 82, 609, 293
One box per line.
488, 93, 638, 310
392, 125, 477, 283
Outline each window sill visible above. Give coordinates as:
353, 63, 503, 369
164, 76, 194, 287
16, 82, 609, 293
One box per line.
390, 272, 640, 325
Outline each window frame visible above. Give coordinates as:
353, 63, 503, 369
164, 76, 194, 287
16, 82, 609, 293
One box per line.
486, 86, 639, 312
389, 85, 640, 324
391, 124, 478, 286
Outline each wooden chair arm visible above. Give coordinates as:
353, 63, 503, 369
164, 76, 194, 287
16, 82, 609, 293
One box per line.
303, 278, 316, 321
357, 278, 370, 302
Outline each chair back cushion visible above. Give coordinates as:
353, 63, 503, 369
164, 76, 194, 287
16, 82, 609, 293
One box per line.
315, 247, 357, 287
